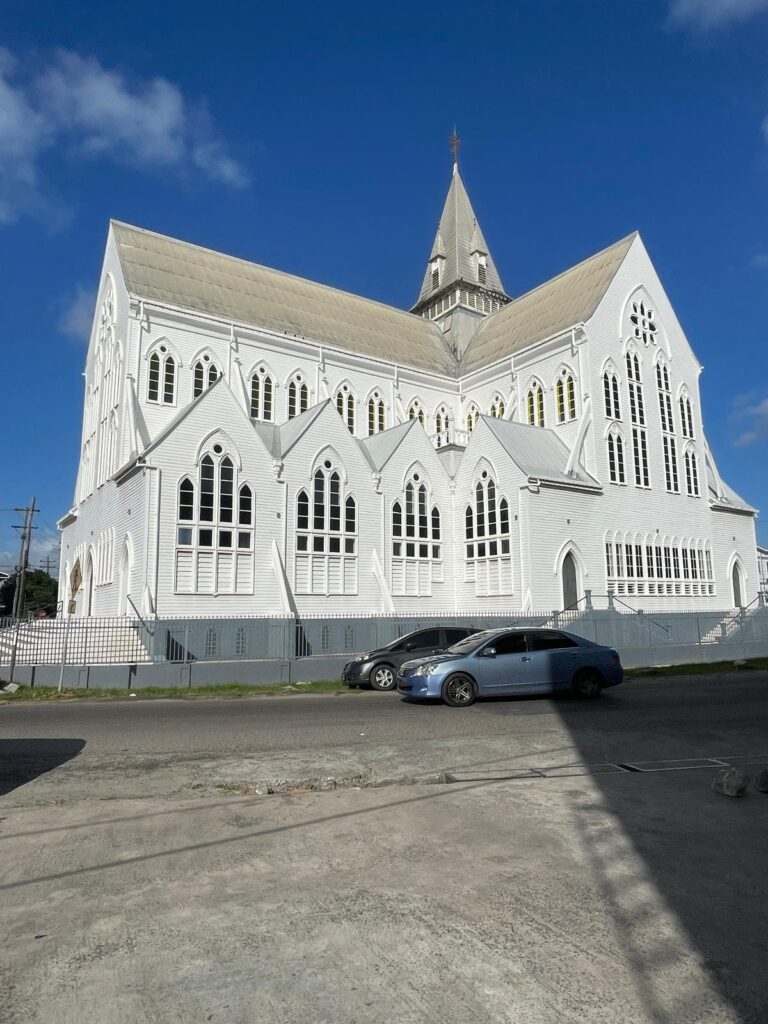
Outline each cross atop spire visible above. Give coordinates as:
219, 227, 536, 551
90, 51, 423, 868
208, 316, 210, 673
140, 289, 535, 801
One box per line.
450, 128, 460, 166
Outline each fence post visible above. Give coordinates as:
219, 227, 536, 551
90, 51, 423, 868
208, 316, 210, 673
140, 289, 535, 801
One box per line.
8, 618, 21, 684
552, 610, 560, 628
57, 613, 74, 692
695, 613, 702, 662
584, 589, 593, 610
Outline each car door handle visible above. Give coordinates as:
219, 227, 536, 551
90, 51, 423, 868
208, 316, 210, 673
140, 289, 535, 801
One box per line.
521, 656, 532, 662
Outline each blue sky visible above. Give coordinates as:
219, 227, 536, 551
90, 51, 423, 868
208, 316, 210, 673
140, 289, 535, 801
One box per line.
1, 0, 768, 575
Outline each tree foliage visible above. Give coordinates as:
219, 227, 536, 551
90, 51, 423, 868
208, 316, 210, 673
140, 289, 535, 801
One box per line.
0, 570, 59, 617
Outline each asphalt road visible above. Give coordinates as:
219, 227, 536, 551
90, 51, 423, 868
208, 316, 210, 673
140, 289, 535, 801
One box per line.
3, 671, 768, 1024
1, 672, 767, 765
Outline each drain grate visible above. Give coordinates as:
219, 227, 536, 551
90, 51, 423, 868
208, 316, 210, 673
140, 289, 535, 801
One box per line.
444, 755, 768, 784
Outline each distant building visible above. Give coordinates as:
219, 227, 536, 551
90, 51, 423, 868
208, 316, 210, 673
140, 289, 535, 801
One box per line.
58, 159, 759, 617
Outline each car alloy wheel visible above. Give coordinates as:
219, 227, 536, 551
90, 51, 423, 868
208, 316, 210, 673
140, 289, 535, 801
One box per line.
370, 664, 396, 691
443, 674, 477, 708
573, 669, 603, 699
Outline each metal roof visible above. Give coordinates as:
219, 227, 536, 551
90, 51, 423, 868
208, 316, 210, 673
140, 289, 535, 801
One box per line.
112, 221, 637, 379
359, 419, 416, 471
482, 416, 600, 488
414, 164, 506, 305
461, 233, 637, 374
111, 222, 456, 376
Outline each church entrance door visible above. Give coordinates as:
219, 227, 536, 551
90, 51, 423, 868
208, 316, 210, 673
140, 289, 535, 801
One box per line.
732, 562, 743, 609
562, 552, 578, 610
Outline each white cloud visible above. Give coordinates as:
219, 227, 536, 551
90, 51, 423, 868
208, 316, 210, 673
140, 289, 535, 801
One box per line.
58, 284, 97, 342
0, 47, 248, 225
750, 253, 768, 269
669, 0, 768, 31
733, 393, 768, 446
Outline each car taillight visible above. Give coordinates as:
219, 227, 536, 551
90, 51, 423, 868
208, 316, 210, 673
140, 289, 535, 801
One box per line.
611, 651, 620, 662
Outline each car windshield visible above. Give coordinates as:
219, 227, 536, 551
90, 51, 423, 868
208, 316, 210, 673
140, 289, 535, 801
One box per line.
444, 630, 495, 655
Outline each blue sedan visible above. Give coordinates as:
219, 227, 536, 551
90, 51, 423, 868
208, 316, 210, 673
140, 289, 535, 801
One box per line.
396, 627, 623, 707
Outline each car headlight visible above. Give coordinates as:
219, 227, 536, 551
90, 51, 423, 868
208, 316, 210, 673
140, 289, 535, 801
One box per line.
413, 662, 441, 677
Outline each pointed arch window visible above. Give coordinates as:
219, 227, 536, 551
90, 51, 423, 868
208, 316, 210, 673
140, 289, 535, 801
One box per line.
489, 396, 505, 418
174, 447, 254, 596
464, 470, 512, 595
391, 472, 442, 595
147, 347, 176, 406
367, 392, 386, 435
603, 370, 621, 420
466, 404, 480, 432
335, 385, 356, 433
684, 447, 700, 497
435, 406, 451, 447
193, 356, 219, 398
408, 401, 426, 427
680, 395, 694, 439
555, 371, 576, 423
295, 459, 357, 594
526, 384, 545, 426
287, 376, 309, 419
607, 430, 626, 485
250, 367, 274, 421
626, 352, 649, 487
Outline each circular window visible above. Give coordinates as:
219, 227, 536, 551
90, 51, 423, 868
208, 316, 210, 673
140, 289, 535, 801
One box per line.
203, 354, 210, 362
259, 366, 265, 375
413, 473, 420, 481
481, 470, 488, 479
160, 345, 167, 353
213, 443, 223, 454
630, 300, 657, 346
324, 459, 332, 469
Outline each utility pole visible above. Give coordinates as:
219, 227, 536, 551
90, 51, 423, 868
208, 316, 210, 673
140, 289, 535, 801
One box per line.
11, 497, 38, 620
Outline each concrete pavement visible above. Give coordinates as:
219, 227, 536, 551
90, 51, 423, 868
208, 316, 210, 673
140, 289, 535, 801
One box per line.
2, 672, 768, 1023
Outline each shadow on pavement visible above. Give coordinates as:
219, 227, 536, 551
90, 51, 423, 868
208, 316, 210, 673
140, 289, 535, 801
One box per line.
0, 739, 86, 797
554, 693, 768, 1024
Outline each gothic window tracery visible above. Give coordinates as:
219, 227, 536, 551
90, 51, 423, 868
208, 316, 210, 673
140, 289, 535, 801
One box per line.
287, 375, 309, 419
147, 346, 176, 405
408, 400, 426, 427
193, 355, 219, 398
555, 370, 576, 423
250, 366, 274, 421
391, 471, 442, 596
629, 298, 658, 347
603, 369, 621, 420
295, 459, 357, 594
464, 469, 512, 596
175, 445, 254, 595
367, 392, 386, 435
526, 383, 545, 427
489, 396, 505, 419
335, 384, 356, 433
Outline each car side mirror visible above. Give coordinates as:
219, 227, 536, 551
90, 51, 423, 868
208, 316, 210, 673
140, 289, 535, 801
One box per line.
481, 647, 496, 658
404, 642, 416, 652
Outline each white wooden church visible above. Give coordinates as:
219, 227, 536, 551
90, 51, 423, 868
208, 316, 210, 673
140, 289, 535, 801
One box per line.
58, 159, 760, 618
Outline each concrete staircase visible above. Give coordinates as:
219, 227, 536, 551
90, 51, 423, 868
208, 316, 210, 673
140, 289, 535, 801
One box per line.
0, 618, 153, 666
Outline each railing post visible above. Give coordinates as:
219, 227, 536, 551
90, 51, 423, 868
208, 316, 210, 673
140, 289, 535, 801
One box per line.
607, 592, 615, 610
584, 589, 593, 610
552, 610, 560, 628
8, 618, 21, 684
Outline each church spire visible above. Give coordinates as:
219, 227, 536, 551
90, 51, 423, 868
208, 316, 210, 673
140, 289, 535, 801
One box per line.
411, 142, 509, 334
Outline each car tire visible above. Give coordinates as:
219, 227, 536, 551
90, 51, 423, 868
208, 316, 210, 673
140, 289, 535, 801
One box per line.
370, 664, 396, 691
572, 668, 603, 699
442, 674, 477, 708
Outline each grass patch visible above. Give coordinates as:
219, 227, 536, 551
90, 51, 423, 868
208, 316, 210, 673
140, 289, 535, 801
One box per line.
0, 679, 349, 702
626, 657, 768, 678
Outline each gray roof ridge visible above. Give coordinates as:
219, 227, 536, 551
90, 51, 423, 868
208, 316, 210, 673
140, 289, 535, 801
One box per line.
479, 230, 639, 327
110, 219, 447, 331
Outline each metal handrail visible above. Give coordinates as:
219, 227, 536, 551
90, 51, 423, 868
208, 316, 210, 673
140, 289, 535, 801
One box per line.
718, 594, 762, 632
127, 595, 154, 636
605, 594, 670, 634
